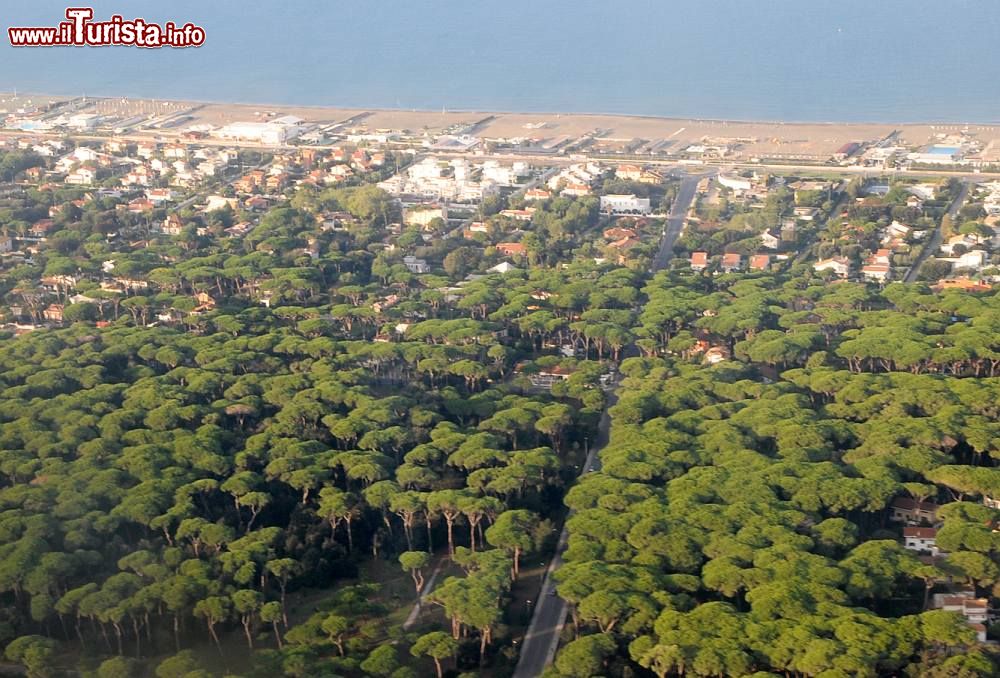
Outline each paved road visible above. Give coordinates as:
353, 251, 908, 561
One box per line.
511, 389, 616, 678
514, 171, 706, 677
903, 180, 972, 283
652, 172, 709, 271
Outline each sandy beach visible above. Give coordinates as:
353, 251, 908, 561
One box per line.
5, 92, 1000, 163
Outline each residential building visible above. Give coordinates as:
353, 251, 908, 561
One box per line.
871, 248, 893, 266
931, 593, 989, 641
616, 164, 662, 184
600, 194, 652, 215
720, 253, 743, 273
718, 174, 753, 193
42, 304, 64, 322
162, 214, 185, 236
889, 498, 939, 525
932, 278, 993, 292
518, 364, 575, 389
690, 251, 709, 272
953, 249, 988, 271
404, 205, 448, 229
704, 346, 731, 365
147, 188, 175, 204
793, 206, 819, 221
65, 167, 96, 185
499, 208, 536, 222
30, 220, 56, 238
489, 262, 519, 274
560, 182, 592, 197
127, 198, 155, 213
749, 254, 771, 271
861, 263, 891, 283
903, 527, 940, 556
523, 188, 551, 201
941, 234, 982, 256
886, 221, 913, 240
616, 164, 644, 181
814, 257, 851, 277
604, 227, 638, 241
402, 256, 430, 274
496, 242, 528, 258
760, 229, 781, 250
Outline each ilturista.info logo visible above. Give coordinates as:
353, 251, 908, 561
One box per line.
8, 7, 206, 48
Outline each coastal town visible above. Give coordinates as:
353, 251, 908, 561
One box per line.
1, 93, 1000, 333
3, 91, 1000, 678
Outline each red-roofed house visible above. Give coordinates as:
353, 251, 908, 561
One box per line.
861, 263, 891, 283
30, 219, 56, 238
496, 242, 527, 257
43, 304, 64, 322
903, 527, 940, 555
690, 251, 709, 271
749, 254, 771, 271
524, 188, 551, 201
721, 253, 743, 273
604, 227, 638, 241
499, 208, 536, 222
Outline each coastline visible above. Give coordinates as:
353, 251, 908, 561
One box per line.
5, 90, 1000, 129
5, 91, 1000, 165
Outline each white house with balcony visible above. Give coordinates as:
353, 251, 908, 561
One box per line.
600, 194, 652, 215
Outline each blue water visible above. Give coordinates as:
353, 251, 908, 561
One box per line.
1, 0, 999, 123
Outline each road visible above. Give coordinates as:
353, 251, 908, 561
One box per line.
511, 389, 616, 678
513, 171, 705, 677
652, 172, 709, 271
903, 179, 972, 283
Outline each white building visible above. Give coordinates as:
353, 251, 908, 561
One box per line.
760, 229, 781, 250
814, 257, 851, 277
481, 160, 529, 186
940, 234, 983, 256
907, 146, 966, 166
67, 113, 100, 130
378, 157, 499, 202
214, 117, 304, 145
907, 184, 938, 201
861, 263, 891, 283
600, 194, 652, 215
547, 163, 603, 194
402, 256, 430, 274
718, 174, 753, 193
952, 249, 988, 271
931, 593, 989, 642
65, 168, 96, 185
404, 205, 448, 228
903, 527, 940, 556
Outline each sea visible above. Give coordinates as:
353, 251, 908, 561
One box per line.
1, 0, 999, 123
